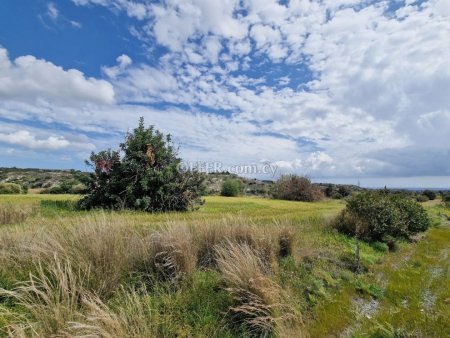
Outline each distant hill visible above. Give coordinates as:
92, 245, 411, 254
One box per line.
0, 167, 365, 197
0, 167, 87, 193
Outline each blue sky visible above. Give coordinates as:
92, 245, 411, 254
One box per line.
0, 0, 449, 188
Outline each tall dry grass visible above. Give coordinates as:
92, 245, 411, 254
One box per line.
0, 203, 34, 225
0, 213, 151, 298
216, 241, 298, 336
0, 214, 301, 336
0, 257, 86, 337
149, 223, 197, 283
70, 287, 157, 338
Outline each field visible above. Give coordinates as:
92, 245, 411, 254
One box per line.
0, 195, 449, 337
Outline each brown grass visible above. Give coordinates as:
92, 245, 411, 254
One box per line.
215, 241, 298, 336
0, 214, 303, 336
149, 223, 197, 283
278, 226, 296, 258
0, 203, 34, 225
70, 287, 157, 338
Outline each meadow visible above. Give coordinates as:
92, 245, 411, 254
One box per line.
0, 194, 449, 337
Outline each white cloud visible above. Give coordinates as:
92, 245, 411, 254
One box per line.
0, 48, 115, 105
70, 20, 83, 28
47, 2, 59, 20
0, 130, 69, 150
5, 1, 450, 180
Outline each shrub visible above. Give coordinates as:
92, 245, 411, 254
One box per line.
422, 190, 436, 200
333, 191, 429, 242
78, 117, 205, 212
221, 179, 242, 197
393, 196, 429, 236
416, 194, 429, 203
0, 183, 22, 194
442, 193, 450, 208
40, 180, 86, 194
271, 175, 324, 202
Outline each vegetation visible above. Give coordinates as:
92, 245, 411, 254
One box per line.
0, 203, 34, 225
40, 179, 86, 194
271, 175, 324, 202
220, 178, 242, 197
0, 194, 448, 337
443, 193, 450, 208
0, 167, 87, 193
422, 189, 436, 200
0, 183, 23, 195
78, 118, 205, 212
333, 191, 429, 243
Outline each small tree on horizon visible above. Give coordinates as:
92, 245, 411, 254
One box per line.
78, 117, 205, 212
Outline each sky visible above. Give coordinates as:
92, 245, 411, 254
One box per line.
0, 0, 449, 188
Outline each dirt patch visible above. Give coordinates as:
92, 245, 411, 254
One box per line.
352, 297, 380, 319
421, 290, 437, 311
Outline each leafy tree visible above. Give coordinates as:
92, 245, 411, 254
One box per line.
221, 179, 242, 197
78, 117, 205, 211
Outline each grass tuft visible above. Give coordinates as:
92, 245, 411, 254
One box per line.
216, 241, 298, 336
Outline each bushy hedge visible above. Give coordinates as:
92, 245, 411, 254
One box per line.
0, 183, 23, 194
220, 179, 242, 197
333, 191, 429, 242
271, 175, 324, 202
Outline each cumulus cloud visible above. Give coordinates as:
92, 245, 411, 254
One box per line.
0, 130, 69, 150
0, 48, 115, 105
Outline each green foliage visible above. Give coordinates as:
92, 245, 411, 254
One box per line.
271, 175, 324, 202
443, 193, 450, 208
415, 194, 429, 202
40, 179, 86, 194
333, 191, 429, 242
40, 200, 77, 212
370, 241, 389, 253
0, 183, 23, 194
422, 189, 436, 200
355, 279, 383, 299
78, 117, 205, 212
220, 179, 242, 197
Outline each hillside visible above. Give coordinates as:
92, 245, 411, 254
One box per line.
0, 167, 364, 197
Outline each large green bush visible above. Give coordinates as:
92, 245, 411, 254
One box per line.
220, 179, 242, 197
333, 191, 429, 242
0, 183, 23, 194
78, 117, 205, 212
271, 175, 324, 202
422, 190, 436, 200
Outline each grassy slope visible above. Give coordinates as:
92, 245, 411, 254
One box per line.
1, 195, 449, 337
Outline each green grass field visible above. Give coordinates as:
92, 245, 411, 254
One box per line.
0, 195, 449, 337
